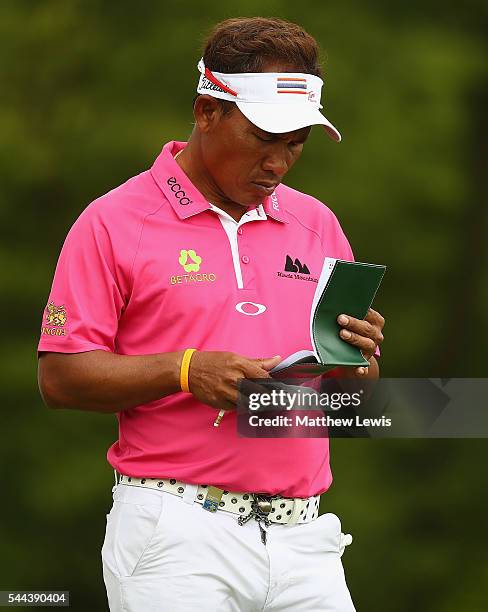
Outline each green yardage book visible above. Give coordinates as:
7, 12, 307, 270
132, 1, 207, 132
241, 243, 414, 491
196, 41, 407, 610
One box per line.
271, 258, 386, 376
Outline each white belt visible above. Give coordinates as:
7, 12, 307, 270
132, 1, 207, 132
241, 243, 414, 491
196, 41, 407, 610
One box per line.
116, 474, 321, 526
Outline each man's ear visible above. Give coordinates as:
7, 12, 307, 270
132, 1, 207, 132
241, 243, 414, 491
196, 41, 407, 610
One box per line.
193, 95, 224, 133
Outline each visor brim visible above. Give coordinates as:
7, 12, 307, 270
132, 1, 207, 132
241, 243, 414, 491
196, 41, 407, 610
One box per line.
236, 100, 341, 142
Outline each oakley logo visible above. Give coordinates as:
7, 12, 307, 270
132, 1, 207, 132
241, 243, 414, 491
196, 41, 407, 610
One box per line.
167, 177, 192, 206
235, 301, 267, 316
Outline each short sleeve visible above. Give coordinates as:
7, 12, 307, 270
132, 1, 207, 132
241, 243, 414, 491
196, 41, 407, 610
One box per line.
322, 209, 355, 263
38, 205, 128, 356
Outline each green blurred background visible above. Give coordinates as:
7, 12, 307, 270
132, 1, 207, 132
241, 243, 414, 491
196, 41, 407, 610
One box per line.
1, 0, 487, 610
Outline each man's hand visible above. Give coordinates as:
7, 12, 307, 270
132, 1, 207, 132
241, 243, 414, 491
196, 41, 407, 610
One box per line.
188, 351, 282, 411
336, 308, 385, 377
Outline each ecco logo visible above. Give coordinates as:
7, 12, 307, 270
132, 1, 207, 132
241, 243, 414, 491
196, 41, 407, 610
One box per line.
167, 177, 192, 206
235, 301, 267, 316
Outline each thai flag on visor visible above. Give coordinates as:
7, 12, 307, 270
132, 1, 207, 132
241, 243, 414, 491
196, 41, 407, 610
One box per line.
276, 77, 308, 94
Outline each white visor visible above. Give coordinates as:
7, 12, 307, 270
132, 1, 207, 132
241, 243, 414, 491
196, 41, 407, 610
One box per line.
196, 59, 341, 142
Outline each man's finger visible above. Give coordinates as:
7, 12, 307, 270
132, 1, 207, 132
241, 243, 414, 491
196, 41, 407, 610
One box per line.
218, 399, 238, 412
339, 329, 377, 355
253, 355, 282, 371
239, 378, 270, 399
244, 356, 282, 379
366, 308, 385, 328
338, 315, 374, 337
355, 366, 369, 376
338, 314, 382, 344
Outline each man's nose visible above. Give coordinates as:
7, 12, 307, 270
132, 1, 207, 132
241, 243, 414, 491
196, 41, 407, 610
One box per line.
261, 151, 289, 178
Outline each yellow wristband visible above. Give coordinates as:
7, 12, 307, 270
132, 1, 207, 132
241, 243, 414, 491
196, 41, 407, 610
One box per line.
180, 348, 196, 393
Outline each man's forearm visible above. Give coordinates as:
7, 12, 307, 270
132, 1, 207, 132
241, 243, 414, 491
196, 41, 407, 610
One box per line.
38, 350, 185, 413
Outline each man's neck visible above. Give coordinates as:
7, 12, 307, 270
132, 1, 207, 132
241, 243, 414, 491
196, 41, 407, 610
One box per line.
174, 141, 248, 222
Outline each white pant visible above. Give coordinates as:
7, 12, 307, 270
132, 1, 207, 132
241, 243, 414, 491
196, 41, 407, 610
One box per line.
101, 483, 356, 611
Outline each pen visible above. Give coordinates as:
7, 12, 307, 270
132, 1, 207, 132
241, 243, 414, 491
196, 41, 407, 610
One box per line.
214, 409, 225, 427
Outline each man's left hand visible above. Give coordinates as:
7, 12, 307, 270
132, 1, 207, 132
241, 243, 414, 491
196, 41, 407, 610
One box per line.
337, 308, 385, 377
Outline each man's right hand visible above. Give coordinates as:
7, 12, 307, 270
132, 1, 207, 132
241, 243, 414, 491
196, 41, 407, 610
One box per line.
188, 351, 282, 411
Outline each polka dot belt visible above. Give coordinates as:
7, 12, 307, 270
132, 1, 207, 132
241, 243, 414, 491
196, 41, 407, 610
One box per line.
116, 474, 320, 525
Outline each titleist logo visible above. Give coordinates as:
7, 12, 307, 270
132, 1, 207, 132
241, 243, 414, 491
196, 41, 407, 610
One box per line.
200, 76, 226, 93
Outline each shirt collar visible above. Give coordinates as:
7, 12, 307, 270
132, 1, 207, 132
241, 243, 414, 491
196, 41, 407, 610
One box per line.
262, 189, 288, 223
150, 141, 211, 220
151, 141, 288, 223
210, 202, 268, 225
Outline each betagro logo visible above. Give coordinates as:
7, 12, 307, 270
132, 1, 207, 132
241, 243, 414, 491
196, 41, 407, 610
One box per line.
170, 250, 217, 285
179, 249, 201, 272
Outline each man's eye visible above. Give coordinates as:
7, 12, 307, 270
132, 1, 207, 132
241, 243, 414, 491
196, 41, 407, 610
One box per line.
255, 133, 274, 143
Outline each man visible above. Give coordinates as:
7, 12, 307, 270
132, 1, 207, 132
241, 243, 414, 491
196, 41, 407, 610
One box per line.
38, 17, 384, 612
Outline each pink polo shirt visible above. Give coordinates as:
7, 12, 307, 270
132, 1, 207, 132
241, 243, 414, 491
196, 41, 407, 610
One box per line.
38, 140, 356, 498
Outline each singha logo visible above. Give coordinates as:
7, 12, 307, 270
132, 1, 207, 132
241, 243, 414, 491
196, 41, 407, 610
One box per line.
45, 302, 67, 327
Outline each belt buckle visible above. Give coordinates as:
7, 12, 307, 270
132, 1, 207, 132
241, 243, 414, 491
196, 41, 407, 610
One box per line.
254, 494, 273, 515
202, 486, 224, 512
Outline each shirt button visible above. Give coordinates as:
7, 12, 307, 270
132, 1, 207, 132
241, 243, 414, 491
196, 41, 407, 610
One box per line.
237, 228, 243, 235
241, 255, 250, 264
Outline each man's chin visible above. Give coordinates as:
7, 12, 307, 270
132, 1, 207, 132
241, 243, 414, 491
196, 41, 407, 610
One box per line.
244, 197, 264, 208
221, 186, 264, 208
228, 193, 262, 208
